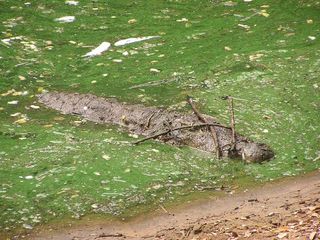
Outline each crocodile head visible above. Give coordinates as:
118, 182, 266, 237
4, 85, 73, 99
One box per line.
241, 142, 274, 163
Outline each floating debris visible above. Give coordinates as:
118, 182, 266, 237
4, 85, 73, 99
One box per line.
128, 19, 137, 24
65, 0, 79, 6
150, 68, 161, 73
114, 36, 160, 47
102, 155, 111, 160
54, 16, 75, 23
308, 36, 316, 41
176, 18, 188, 22
238, 23, 250, 30
8, 100, 19, 105
22, 223, 33, 230
83, 42, 111, 58
30, 105, 40, 109
14, 118, 28, 124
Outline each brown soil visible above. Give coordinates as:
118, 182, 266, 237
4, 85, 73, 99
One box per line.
28, 170, 320, 240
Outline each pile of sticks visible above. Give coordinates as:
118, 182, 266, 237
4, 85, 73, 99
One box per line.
134, 96, 236, 159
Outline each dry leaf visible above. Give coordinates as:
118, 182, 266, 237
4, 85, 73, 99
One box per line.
14, 118, 28, 124
30, 105, 40, 109
8, 100, 19, 105
309, 232, 317, 240
18, 75, 26, 81
128, 19, 137, 24
277, 232, 288, 239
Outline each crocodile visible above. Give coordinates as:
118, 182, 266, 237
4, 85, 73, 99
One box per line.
38, 92, 274, 163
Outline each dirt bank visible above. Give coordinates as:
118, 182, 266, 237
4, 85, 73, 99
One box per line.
28, 170, 320, 240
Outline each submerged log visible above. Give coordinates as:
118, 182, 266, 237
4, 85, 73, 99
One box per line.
38, 92, 274, 163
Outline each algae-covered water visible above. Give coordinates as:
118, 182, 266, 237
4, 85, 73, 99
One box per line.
0, 0, 319, 236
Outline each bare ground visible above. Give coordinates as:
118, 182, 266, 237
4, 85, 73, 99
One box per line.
28, 170, 320, 240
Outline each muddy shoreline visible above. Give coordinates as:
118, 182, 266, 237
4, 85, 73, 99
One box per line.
25, 170, 320, 240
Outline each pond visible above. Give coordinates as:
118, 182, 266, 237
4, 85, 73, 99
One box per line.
0, 0, 319, 237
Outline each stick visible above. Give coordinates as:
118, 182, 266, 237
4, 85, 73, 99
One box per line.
186, 96, 221, 159
144, 110, 161, 129
159, 204, 169, 214
95, 233, 124, 238
228, 96, 236, 150
133, 123, 230, 145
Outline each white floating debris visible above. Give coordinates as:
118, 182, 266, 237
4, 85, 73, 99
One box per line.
128, 133, 139, 138
91, 203, 99, 209
54, 16, 75, 23
150, 68, 161, 73
307, 19, 313, 24
8, 100, 19, 105
94, 172, 101, 176
102, 155, 110, 160
10, 112, 21, 117
308, 36, 316, 41
30, 105, 40, 109
65, 0, 79, 5
112, 59, 123, 63
128, 19, 137, 24
122, 51, 129, 56
25, 175, 34, 180
176, 18, 188, 22
83, 42, 111, 58
238, 23, 250, 30
114, 36, 160, 47
22, 223, 33, 230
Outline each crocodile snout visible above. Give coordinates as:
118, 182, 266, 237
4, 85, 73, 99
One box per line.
241, 142, 274, 163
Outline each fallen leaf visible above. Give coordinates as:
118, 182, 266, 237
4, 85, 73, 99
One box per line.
65, 0, 79, 6
150, 68, 161, 73
309, 232, 317, 240
30, 105, 40, 109
114, 36, 160, 47
83, 42, 111, 58
8, 100, 19, 105
18, 75, 26, 81
10, 112, 21, 117
102, 155, 111, 160
277, 232, 288, 239
14, 118, 28, 124
54, 16, 75, 23
128, 19, 137, 24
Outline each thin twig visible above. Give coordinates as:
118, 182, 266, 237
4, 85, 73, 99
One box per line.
133, 123, 230, 145
228, 96, 236, 150
159, 204, 169, 214
186, 96, 220, 158
95, 233, 124, 238
144, 110, 161, 129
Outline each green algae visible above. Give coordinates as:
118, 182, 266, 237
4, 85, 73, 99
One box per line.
0, 0, 319, 236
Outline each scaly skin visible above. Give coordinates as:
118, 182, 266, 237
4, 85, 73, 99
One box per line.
38, 92, 274, 163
